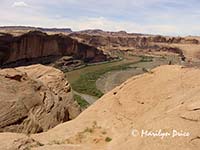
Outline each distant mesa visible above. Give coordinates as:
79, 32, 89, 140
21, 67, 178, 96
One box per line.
0, 26, 72, 33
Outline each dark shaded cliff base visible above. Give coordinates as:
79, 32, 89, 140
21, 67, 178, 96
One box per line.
0, 31, 109, 68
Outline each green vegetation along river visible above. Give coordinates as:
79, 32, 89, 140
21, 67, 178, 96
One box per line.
65, 54, 181, 108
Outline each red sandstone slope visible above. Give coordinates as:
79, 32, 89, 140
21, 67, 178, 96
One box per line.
1, 65, 200, 149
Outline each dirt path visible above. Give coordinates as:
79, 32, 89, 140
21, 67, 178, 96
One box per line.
96, 68, 144, 93
73, 91, 98, 104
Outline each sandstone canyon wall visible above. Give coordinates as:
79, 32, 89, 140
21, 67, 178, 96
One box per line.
69, 31, 200, 61
70, 31, 199, 49
0, 31, 108, 68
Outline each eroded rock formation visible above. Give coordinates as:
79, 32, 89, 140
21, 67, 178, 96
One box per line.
70, 31, 199, 48
0, 31, 108, 67
1, 65, 200, 149
0, 64, 81, 134
69, 31, 200, 61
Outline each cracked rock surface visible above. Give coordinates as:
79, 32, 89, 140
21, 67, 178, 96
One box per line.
0, 64, 81, 134
1, 65, 200, 150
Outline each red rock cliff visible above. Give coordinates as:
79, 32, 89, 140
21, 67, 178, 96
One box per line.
0, 31, 108, 67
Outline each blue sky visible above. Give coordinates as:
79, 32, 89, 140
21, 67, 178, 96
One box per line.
1, 0, 200, 35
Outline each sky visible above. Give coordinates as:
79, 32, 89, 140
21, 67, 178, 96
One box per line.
0, 0, 200, 36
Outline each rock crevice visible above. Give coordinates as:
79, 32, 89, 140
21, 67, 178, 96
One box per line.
0, 64, 81, 134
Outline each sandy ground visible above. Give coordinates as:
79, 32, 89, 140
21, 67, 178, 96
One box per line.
73, 91, 98, 104
96, 68, 143, 93
96, 55, 181, 93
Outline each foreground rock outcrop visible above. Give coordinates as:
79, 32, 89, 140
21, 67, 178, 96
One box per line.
0, 64, 81, 134
1, 65, 200, 149
0, 31, 108, 68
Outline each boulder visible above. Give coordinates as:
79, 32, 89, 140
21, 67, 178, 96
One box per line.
0, 64, 81, 134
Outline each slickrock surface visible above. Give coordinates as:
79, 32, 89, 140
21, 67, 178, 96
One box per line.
0, 64, 81, 134
1, 65, 200, 150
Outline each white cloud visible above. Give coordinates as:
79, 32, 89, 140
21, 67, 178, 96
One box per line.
12, 1, 29, 8
0, 12, 186, 36
1, 0, 200, 36
66, 17, 178, 35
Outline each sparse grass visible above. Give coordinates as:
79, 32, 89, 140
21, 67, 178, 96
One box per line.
74, 94, 89, 108
65, 122, 109, 145
83, 121, 100, 134
84, 127, 94, 133
142, 67, 149, 73
50, 140, 65, 145
105, 137, 112, 142
142, 67, 153, 74
140, 55, 153, 62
